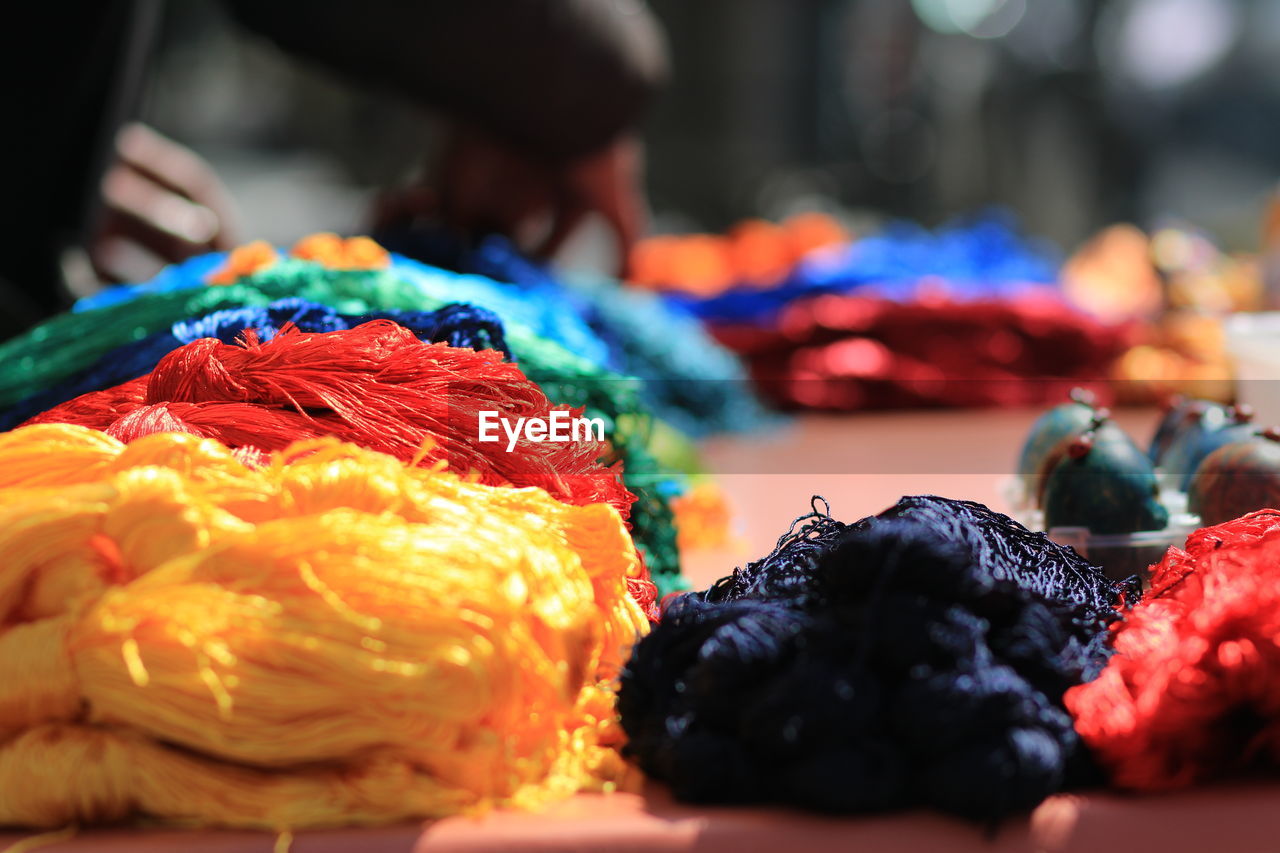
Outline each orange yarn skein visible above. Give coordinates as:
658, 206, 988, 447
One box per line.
0, 427, 647, 829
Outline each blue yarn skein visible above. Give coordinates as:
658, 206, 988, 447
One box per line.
71, 245, 614, 371
618, 495, 1138, 821
0, 298, 508, 430
664, 212, 1063, 327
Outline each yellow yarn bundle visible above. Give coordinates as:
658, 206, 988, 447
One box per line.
0, 425, 647, 829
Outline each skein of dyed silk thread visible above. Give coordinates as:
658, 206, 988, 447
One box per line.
0, 257, 689, 595
25, 321, 636, 522
1067, 508, 1280, 790
0, 298, 510, 431
619, 495, 1137, 820
0, 429, 649, 828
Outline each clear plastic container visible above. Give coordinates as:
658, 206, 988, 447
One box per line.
1000, 475, 1196, 583
1043, 521, 1196, 582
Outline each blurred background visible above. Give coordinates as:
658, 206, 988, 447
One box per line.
138, 0, 1280, 276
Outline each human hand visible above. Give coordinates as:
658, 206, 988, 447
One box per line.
374, 123, 646, 275
91, 123, 238, 282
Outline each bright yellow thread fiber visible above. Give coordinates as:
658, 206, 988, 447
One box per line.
0, 425, 646, 829
0, 424, 124, 488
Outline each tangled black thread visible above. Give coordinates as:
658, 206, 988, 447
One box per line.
618, 495, 1139, 821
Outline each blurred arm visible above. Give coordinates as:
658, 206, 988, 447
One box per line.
222, 0, 668, 162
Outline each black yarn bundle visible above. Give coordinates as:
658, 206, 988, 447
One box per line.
618, 495, 1139, 820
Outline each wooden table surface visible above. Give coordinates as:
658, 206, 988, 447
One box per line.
14, 407, 1269, 853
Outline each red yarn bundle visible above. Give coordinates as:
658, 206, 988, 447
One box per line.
712, 294, 1130, 410
26, 321, 634, 520
1067, 509, 1280, 789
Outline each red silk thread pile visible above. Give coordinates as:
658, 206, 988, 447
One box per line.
1068, 509, 1280, 789
27, 320, 631, 516
712, 293, 1131, 409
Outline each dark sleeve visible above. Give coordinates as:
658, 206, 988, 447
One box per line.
0, 0, 159, 325
222, 0, 668, 161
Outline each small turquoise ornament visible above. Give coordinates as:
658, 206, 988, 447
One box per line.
1016, 388, 1100, 498
1160, 404, 1250, 488
1147, 395, 1194, 463
1153, 400, 1230, 473
1043, 418, 1169, 534
1176, 405, 1256, 490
